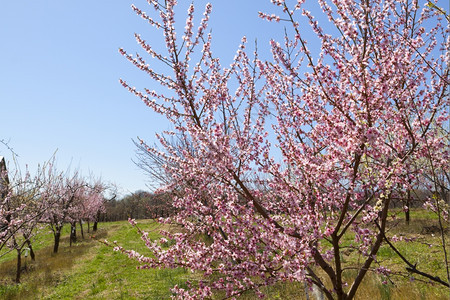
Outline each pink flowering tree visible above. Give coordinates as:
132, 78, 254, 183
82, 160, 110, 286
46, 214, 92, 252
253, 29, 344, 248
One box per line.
40, 170, 86, 252
41, 171, 106, 251
119, 0, 449, 298
0, 158, 58, 283
77, 179, 106, 235
0, 156, 11, 249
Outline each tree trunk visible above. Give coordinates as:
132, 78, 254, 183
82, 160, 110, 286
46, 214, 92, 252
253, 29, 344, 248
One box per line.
93, 210, 101, 232
405, 178, 412, 225
26, 239, 35, 261
15, 248, 21, 283
405, 188, 411, 225
79, 220, 84, 239
87, 220, 90, 233
70, 222, 77, 246
53, 227, 61, 253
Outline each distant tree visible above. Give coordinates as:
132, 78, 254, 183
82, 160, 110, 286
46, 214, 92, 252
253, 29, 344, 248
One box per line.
84, 180, 107, 233
66, 177, 106, 240
40, 170, 74, 253
40, 171, 104, 252
0, 158, 56, 283
103, 190, 175, 221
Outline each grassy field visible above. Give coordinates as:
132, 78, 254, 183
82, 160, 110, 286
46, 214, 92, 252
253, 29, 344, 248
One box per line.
0, 220, 193, 299
0, 209, 449, 299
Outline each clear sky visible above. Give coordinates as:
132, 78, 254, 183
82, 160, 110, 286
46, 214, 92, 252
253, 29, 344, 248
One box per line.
1, 1, 448, 195
0, 0, 286, 195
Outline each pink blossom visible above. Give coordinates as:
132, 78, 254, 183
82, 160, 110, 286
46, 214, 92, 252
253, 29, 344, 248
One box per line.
118, 0, 449, 298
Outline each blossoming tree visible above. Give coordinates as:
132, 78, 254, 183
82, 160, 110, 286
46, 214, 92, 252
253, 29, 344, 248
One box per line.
40, 171, 106, 252
119, 0, 449, 298
0, 158, 59, 282
75, 178, 106, 236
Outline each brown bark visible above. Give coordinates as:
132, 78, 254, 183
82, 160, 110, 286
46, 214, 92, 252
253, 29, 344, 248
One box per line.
79, 220, 84, 239
15, 248, 21, 283
70, 222, 77, 246
53, 228, 61, 253
26, 239, 35, 261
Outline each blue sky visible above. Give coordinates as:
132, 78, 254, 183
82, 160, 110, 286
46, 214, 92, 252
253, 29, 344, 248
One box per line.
1, 1, 448, 195
0, 0, 286, 195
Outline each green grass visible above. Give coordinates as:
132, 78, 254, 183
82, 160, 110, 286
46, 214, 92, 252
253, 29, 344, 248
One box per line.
0, 226, 54, 264
0, 210, 449, 299
0, 220, 190, 299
